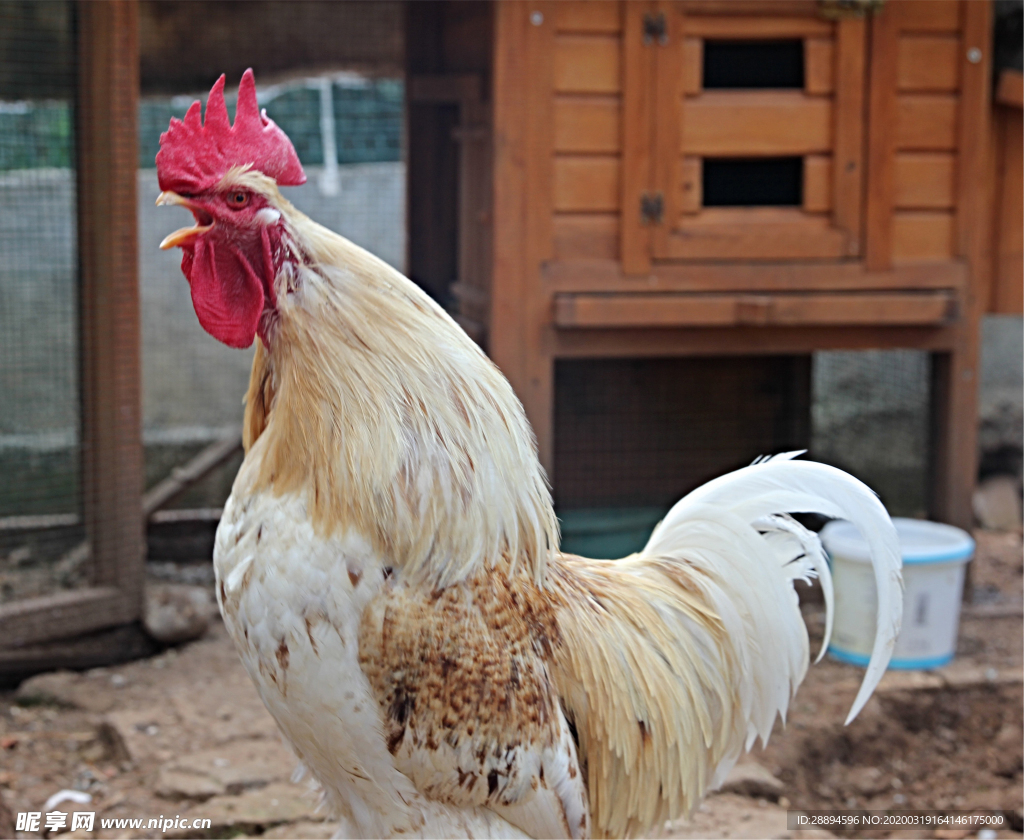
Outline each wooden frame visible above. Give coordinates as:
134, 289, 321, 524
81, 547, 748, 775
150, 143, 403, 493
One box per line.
487, 0, 991, 528
407, 72, 493, 342
0, 1, 143, 667
620, 3, 869, 265
988, 70, 1023, 314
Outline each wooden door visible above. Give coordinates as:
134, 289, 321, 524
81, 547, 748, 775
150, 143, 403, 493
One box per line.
623, 1, 867, 272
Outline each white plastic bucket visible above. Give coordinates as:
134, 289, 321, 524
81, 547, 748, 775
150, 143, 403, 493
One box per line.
822, 517, 974, 670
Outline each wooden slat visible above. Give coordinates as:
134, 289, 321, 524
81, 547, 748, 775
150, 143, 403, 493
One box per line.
897, 95, 958, 150
407, 74, 482, 103
149, 507, 223, 524
0, 513, 80, 531
865, 5, 899, 269
932, 0, 992, 534
141, 433, 242, 517
832, 15, 866, 256
554, 156, 619, 211
892, 211, 955, 262
543, 256, 969, 293
683, 92, 831, 155
898, 35, 960, 91
491, 2, 531, 395
620, 1, 656, 273
522, 1, 557, 471
681, 1, 820, 15
554, 96, 620, 152
805, 38, 834, 95
553, 1, 622, 34
662, 209, 847, 260
554, 33, 621, 93
683, 16, 832, 38
0, 587, 134, 649
554, 291, 957, 328
955, 0, 993, 267
553, 324, 960, 359
680, 156, 701, 213
651, 0, 686, 259
991, 103, 1023, 313
894, 152, 955, 208
0, 623, 156, 679
683, 37, 702, 94
996, 69, 1024, 108
553, 213, 619, 260
892, 0, 961, 33
803, 155, 831, 212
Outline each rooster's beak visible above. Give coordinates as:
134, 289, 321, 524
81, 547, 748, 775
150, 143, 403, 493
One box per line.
157, 191, 214, 249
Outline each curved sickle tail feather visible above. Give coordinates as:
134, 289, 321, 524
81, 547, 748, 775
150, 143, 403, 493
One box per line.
549, 453, 902, 838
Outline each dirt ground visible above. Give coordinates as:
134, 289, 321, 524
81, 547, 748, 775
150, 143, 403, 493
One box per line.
0, 530, 1021, 840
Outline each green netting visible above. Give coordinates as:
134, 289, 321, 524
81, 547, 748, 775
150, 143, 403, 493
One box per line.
0, 101, 72, 171
136, 77, 402, 170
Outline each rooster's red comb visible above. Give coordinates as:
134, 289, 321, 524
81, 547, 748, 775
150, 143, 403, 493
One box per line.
157, 69, 306, 194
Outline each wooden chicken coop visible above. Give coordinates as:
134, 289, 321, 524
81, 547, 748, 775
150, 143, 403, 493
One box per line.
407, 0, 1008, 529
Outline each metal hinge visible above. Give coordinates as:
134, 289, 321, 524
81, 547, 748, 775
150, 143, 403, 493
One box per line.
640, 192, 664, 225
642, 12, 668, 46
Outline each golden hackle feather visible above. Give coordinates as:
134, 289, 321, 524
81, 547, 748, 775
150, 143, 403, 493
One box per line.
230, 169, 558, 589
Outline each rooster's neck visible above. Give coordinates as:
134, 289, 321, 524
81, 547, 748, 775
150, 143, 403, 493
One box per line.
238, 212, 559, 589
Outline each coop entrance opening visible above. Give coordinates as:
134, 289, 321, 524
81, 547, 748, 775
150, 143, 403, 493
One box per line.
702, 39, 805, 89
702, 157, 803, 207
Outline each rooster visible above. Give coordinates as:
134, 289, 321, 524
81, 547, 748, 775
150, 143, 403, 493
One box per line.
157, 71, 903, 839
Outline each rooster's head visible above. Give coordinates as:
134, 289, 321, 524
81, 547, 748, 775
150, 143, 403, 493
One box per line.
156, 69, 305, 349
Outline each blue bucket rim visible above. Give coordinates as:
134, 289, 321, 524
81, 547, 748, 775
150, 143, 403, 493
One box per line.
828, 645, 954, 670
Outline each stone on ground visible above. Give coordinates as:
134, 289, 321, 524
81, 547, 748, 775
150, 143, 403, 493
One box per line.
719, 758, 784, 800
157, 738, 299, 800
143, 582, 215, 644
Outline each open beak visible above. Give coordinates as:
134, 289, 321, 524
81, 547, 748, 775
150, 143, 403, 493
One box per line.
157, 191, 214, 249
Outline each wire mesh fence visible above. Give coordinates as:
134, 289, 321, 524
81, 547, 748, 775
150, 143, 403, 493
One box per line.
0, 0, 85, 602
812, 349, 932, 519
1, 1, 407, 606
555, 352, 932, 557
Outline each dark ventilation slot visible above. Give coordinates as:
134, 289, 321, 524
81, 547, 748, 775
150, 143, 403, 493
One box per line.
703, 157, 803, 207
703, 40, 805, 89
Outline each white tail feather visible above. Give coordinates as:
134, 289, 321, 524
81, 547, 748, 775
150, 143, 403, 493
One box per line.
645, 456, 903, 726
752, 513, 835, 663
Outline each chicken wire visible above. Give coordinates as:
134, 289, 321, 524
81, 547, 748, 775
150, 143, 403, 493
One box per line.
811, 349, 931, 518
554, 352, 931, 556
555, 356, 813, 511
0, 0, 85, 602
1, 1, 408, 598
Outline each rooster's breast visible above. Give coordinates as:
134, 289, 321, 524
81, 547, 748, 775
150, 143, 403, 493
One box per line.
211, 445, 537, 838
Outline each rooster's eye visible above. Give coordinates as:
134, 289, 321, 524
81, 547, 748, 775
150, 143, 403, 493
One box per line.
226, 191, 250, 209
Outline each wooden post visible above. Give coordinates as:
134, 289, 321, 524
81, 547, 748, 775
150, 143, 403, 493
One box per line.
620, 0, 657, 275
491, 1, 557, 472
863, 3, 898, 271
490, 1, 530, 405
930, 0, 993, 532
76, 1, 144, 604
